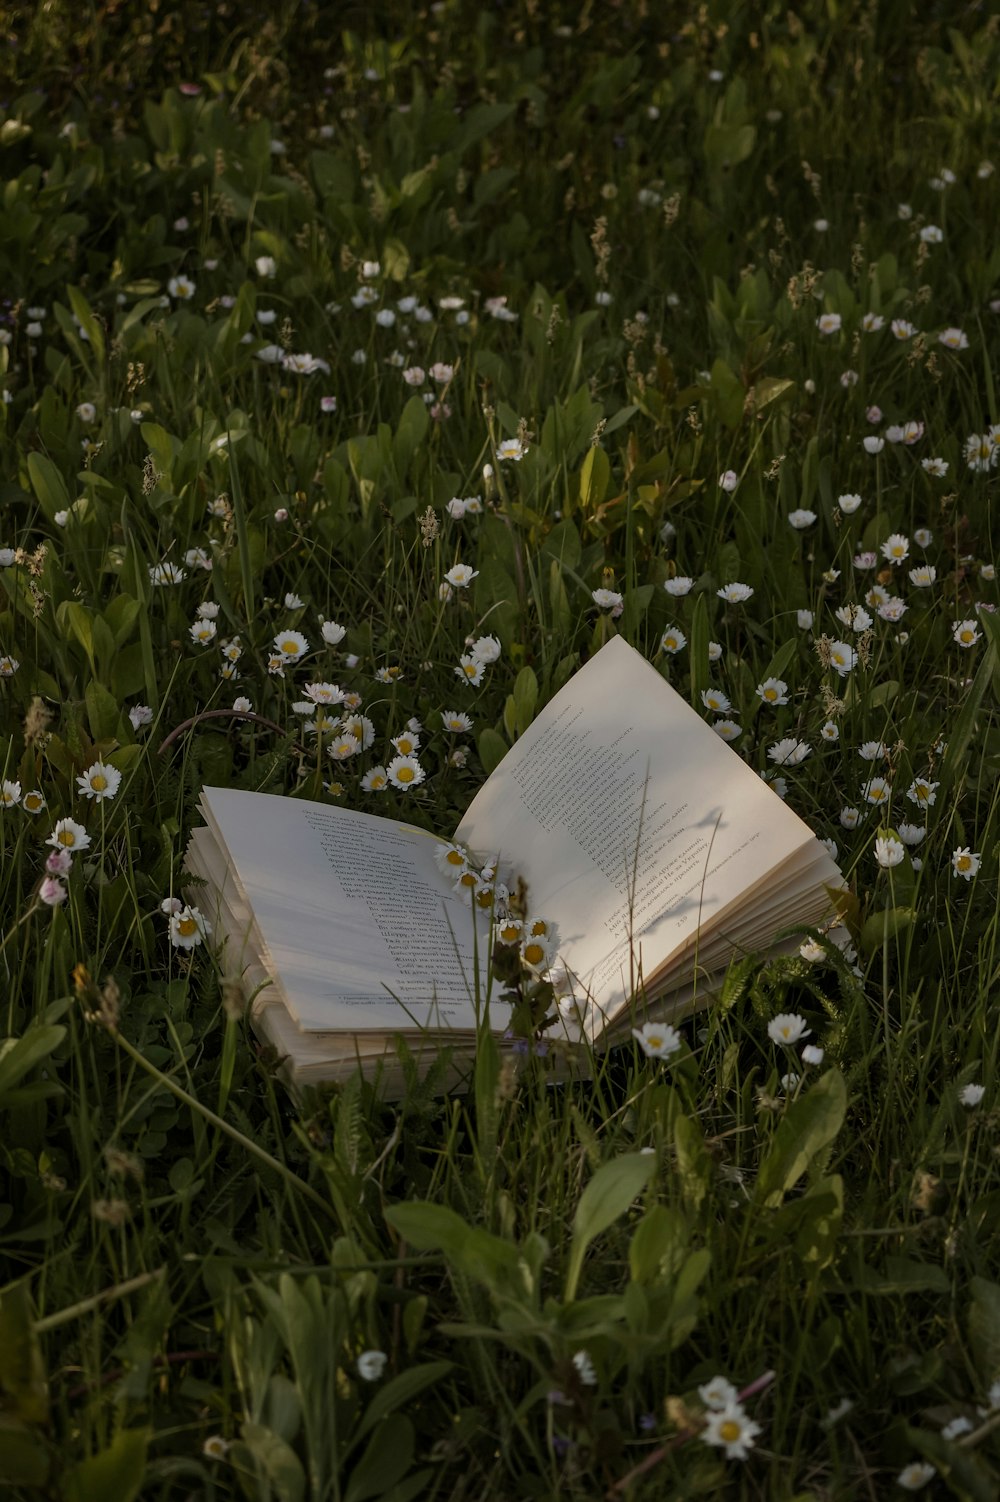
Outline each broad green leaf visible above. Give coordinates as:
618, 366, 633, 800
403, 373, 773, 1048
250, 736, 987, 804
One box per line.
565, 1153, 657, 1300
27, 453, 71, 522
353, 1361, 453, 1444
0, 1026, 66, 1100
86, 679, 121, 742
906, 1427, 997, 1502
345, 1415, 415, 1502
0, 1416, 50, 1486
628, 1205, 688, 1285
238, 1422, 306, 1502
62, 1427, 149, 1502
512, 666, 538, 735
66, 285, 106, 363
477, 727, 509, 775
969, 1277, 1000, 1384
756, 1069, 846, 1206
579, 446, 610, 508
860, 905, 918, 955
0, 1281, 47, 1425
392, 395, 429, 479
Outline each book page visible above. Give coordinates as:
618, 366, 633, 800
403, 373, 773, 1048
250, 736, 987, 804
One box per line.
455, 635, 837, 1032
200, 788, 492, 1032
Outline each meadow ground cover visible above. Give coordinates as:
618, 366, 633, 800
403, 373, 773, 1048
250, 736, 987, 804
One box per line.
1, 1, 1000, 1496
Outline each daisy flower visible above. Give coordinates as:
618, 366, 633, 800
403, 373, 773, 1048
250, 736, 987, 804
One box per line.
76, 761, 122, 802
861, 312, 885, 332
361, 767, 389, 792
816, 312, 841, 335
768, 1013, 810, 1045
46, 818, 91, 853
273, 630, 309, 662
756, 677, 788, 705
631, 1021, 682, 1059
717, 582, 753, 603
959, 1083, 985, 1108
320, 620, 347, 645
434, 841, 470, 878
828, 641, 857, 675
921, 457, 948, 476
189, 619, 217, 645
908, 566, 936, 587
953, 620, 981, 648
768, 738, 810, 766
441, 710, 473, 732
907, 778, 938, 808
660, 625, 686, 654
891, 319, 916, 340
149, 562, 186, 586
939, 326, 969, 349
303, 681, 345, 705
387, 754, 425, 789
952, 848, 981, 880
663, 576, 694, 596
357, 1350, 388, 1382
896, 1462, 935, 1492
862, 776, 890, 806
167, 275, 196, 300
471, 635, 501, 664
169, 905, 211, 949
456, 654, 485, 686
701, 1403, 762, 1461
698, 1377, 740, 1410
881, 534, 910, 564
0, 779, 21, 808
520, 931, 555, 972
444, 563, 478, 588
713, 719, 741, 741
592, 588, 623, 611
718, 470, 739, 492
875, 836, 905, 868
497, 438, 525, 461
701, 688, 731, 713
391, 730, 420, 756
22, 789, 45, 814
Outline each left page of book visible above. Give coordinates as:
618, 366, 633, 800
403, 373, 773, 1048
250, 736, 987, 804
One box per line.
199, 788, 492, 1033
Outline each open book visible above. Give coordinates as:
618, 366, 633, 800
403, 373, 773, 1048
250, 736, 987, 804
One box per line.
185, 636, 844, 1094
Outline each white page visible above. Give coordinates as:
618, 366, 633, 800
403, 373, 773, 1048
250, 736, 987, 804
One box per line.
201, 788, 492, 1032
456, 635, 836, 1032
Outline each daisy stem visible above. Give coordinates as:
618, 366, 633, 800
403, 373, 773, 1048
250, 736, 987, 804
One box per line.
106, 1026, 336, 1223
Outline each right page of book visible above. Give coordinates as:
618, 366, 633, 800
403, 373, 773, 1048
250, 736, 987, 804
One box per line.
455, 635, 841, 1036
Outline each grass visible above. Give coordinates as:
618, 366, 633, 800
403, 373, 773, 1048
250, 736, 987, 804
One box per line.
1, 1, 1000, 1497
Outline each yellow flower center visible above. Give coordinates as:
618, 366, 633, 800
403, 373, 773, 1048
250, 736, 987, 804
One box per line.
280, 639, 297, 654
445, 849, 465, 866
25, 795, 40, 810
475, 889, 493, 908
178, 917, 197, 936
58, 830, 75, 846
463, 663, 477, 677
530, 920, 548, 936
523, 942, 545, 966
500, 924, 519, 941
719, 1420, 742, 1443
396, 767, 414, 783
91, 774, 107, 791
957, 856, 971, 871
458, 869, 477, 887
